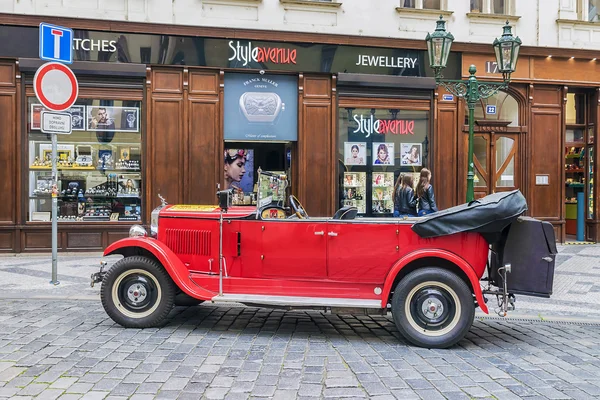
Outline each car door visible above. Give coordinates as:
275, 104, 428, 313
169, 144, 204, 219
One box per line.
260, 219, 328, 279
326, 220, 400, 283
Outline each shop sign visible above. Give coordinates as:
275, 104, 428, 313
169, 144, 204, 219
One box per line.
228, 40, 296, 66
1, 25, 461, 78
355, 54, 417, 69
73, 38, 117, 53
353, 114, 415, 138
224, 73, 298, 141
485, 61, 500, 74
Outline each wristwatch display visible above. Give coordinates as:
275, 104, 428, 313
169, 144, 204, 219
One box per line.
239, 92, 284, 123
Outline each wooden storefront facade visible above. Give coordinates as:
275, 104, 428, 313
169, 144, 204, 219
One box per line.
1, 14, 599, 252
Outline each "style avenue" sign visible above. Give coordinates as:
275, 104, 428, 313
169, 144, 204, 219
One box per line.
229, 40, 297, 66
353, 114, 415, 138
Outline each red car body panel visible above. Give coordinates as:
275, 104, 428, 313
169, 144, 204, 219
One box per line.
104, 205, 491, 313
104, 237, 217, 300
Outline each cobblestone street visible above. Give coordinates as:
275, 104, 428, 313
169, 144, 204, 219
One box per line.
0, 245, 599, 399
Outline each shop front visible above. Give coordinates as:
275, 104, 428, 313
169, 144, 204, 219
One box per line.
0, 19, 458, 252
458, 53, 600, 243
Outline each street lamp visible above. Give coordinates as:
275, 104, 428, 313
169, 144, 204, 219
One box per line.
426, 17, 521, 203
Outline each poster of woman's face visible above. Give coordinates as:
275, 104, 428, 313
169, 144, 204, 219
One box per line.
344, 142, 366, 166
224, 149, 254, 193
401, 143, 422, 166
372, 142, 394, 166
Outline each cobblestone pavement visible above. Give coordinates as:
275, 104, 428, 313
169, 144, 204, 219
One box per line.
0, 245, 599, 399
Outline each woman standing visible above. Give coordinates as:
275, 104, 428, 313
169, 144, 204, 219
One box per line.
393, 174, 417, 217
415, 168, 438, 216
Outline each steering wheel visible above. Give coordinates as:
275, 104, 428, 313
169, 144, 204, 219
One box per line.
289, 195, 309, 219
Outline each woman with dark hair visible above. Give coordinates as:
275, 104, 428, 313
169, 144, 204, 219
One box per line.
224, 149, 247, 189
393, 174, 417, 217
402, 145, 420, 165
374, 143, 390, 165
346, 144, 364, 165
415, 168, 438, 216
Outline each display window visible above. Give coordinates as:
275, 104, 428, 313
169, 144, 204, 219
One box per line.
223, 142, 292, 206
338, 107, 430, 217
27, 97, 142, 223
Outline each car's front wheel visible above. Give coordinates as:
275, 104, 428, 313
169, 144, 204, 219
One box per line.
101, 256, 175, 328
392, 267, 475, 349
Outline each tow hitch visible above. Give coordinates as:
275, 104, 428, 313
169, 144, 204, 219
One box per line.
90, 261, 108, 288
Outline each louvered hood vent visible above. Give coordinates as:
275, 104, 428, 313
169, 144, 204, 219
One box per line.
165, 229, 212, 255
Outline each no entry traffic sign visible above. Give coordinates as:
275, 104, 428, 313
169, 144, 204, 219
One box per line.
33, 62, 78, 112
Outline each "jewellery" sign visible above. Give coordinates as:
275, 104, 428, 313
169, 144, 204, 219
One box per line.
228, 40, 297, 66
353, 115, 415, 138
355, 55, 417, 68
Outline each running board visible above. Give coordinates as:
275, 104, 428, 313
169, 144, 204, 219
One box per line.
211, 293, 381, 309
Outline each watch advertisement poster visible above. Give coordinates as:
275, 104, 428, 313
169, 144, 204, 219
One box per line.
87, 106, 139, 132
401, 143, 422, 166
31, 104, 86, 131
224, 73, 298, 141
344, 142, 366, 166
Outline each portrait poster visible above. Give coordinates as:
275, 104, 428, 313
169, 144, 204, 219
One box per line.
86, 106, 140, 132
224, 73, 298, 141
31, 104, 86, 131
401, 143, 422, 166
224, 148, 254, 193
372, 142, 394, 166
118, 173, 141, 195
344, 142, 366, 166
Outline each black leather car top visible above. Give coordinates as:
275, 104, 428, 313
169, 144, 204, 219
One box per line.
411, 189, 528, 243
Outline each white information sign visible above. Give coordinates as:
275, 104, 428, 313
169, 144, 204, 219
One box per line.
41, 111, 72, 135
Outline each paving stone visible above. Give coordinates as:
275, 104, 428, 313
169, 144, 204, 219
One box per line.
17, 383, 48, 396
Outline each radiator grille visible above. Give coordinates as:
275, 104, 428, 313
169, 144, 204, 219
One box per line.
165, 229, 211, 256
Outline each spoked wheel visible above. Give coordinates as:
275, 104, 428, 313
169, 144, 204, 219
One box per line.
392, 267, 474, 349
100, 256, 175, 328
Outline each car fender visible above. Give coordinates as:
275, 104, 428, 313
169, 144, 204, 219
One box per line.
381, 249, 488, 314
103, 237, 216, 301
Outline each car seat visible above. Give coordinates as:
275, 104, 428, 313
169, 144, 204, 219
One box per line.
332, 206, 358, 220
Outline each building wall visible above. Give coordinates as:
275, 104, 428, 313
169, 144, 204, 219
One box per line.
1, 0, 596, 50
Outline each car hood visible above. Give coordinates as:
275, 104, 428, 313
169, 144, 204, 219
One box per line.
160, 204, 257, 219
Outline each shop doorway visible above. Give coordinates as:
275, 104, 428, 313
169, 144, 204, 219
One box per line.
563, 90, 596, 242
465, 91, 523, 200
223, 142, 293, 205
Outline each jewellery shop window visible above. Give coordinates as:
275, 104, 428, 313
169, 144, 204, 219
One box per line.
338, 108, 430, 217
27, 97, 143, 223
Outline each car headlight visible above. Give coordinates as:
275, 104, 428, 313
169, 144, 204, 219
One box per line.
129, 224, 147, 237
150, 205, 164, 238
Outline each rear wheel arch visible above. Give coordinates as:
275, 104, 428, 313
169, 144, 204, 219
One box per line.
385, 256, 477, 307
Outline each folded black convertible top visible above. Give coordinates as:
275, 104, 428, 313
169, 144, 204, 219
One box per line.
411, 190, 528, 242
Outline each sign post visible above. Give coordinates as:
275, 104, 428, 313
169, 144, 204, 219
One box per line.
36, 23, 77, 285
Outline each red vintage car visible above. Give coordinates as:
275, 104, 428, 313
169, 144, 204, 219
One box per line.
92, 171, 557, 349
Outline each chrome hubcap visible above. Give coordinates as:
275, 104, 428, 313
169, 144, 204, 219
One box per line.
421, 298, 444, 319
127, 283, 148, 304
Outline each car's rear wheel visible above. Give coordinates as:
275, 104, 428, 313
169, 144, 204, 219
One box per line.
101, 256, 175, 328
392, 267, 474, 349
